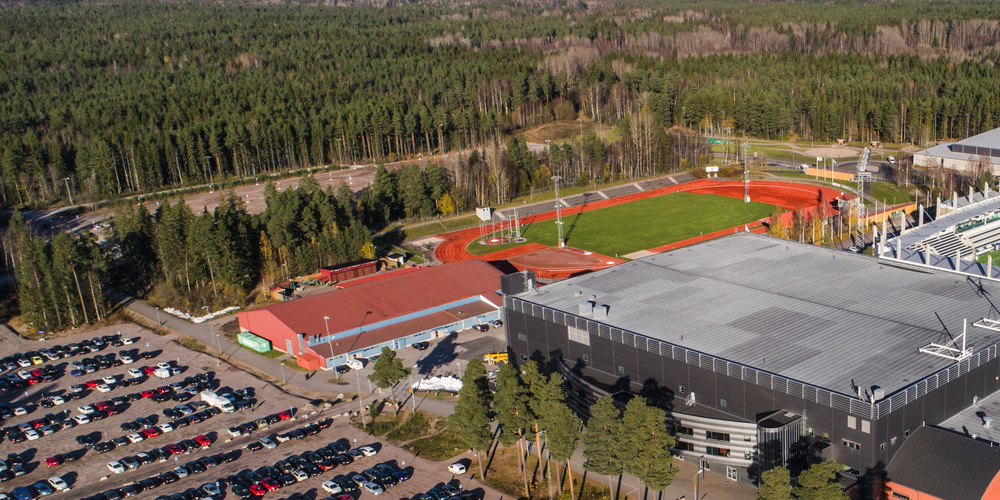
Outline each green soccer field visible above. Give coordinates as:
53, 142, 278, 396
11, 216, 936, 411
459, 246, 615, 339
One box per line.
467, 192, 778, 257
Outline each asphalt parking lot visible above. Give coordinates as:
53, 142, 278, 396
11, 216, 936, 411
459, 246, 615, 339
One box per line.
0, 323, 508, 500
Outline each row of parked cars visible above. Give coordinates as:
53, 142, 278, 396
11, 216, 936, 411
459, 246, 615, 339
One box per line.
68, 350, 158, 377
228, 442, 378, 499
79, 448, 242, 500
0, 333, 133, 373
93, 404, 223, 454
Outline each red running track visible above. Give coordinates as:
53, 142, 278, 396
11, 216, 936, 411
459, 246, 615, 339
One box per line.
434, 179, 849, 265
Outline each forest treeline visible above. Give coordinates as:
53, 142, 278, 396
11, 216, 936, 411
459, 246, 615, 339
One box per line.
2, 0, 1000, 210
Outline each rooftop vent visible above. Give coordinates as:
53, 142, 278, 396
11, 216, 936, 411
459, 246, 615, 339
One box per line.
574, 291, 583, 297
871, 386, 885, 401
594, 304, 609, 319
589, 294, 597, 302
578, 302, 594, 316
985, 416, 995, 429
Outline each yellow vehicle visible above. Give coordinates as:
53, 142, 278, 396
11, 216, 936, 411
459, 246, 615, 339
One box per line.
482, 353, 508, 365
31, 356, 44, 365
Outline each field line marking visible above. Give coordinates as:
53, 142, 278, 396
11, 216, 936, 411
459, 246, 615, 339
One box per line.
597, 191, 609, 200
632, 182, 644, 191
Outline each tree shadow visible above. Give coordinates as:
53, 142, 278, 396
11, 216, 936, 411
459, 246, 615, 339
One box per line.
416, 334, 459, 376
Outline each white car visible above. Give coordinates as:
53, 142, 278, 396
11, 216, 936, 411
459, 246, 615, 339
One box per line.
96, 384, 112, 393
259, 437, 277, 449
102, 376, 117, 384
122, 338, 134, 345
13, 407, 28, 416
107, 461, 125, 474
157, 423, 174, 433
173, 467, 189, 478
47, 476, 70, 492
77, 405, 95, 415
322, 480, 343, 494
25, 429, 40, 440
121, 356, 135, 365
358, 445, 378, 457
448, 462, 467, 475
50, 396, 66, 406
127, 368, 141, 378
291, 470, 308, 482
126, 433, 144, 444
227, 427, 242, 438
17, 370, 32, 380
157, 362, 171, 370
362, 481, 384, 495
72, 414, 90, 425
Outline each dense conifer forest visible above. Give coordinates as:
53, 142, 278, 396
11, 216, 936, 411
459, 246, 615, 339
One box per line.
3, 0, 1000, 328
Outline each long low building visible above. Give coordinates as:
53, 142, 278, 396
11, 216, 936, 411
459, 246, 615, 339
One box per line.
239, 260, 504, 370
502, 232, 1000, 484
913, 127, 1000, 174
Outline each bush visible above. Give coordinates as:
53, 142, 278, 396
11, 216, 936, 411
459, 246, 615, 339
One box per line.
387, 411, 431, 442
404, 429, 466, 461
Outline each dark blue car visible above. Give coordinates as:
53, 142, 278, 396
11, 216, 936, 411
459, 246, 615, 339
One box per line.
11, 486, 34, 500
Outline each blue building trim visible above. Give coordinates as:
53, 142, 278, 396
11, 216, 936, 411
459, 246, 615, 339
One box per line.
307, 296, 485, 347
323, 309, 500, 369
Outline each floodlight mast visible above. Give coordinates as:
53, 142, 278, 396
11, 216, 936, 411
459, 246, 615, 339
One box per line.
552, 176, 564, 247
742, 141, 750, 203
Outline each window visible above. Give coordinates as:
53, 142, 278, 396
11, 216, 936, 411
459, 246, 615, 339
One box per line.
743, 451, 752, 460
807, 427, 814, 435
879, 443, 886, 451
861, 420, 871, 434
744, 435, 752, 442
678, 385, 685, 394
891, 436, 897, 446
726, 466, 738, 481
519, 355, 528, 361
582, 354, 589, 363
822, 432, 830, 441
904, 429, 910, 438
567, 326, 590, 346
703, 461, 711, 471
618, 366, 624, 374
707, 447, 730, 458
706, 431, 730, 442
847, 416, 857, 429
675, 441, 694, 451
676, 426, 694, 436
517, 333, 527, 341
842, 439, 861, 451
720, 399, 727, 407
891, 492, 910, 500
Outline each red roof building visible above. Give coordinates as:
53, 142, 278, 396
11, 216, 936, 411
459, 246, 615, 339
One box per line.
237, 260, 504, 369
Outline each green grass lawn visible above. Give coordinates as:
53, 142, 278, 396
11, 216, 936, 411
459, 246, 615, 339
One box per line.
976, 249, 1000, 265
467, 192, 777, 257
868, 182, 920, 206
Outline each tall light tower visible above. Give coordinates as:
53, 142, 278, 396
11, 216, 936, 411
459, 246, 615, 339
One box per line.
63, 177, 74, 205
551, 176, 564, 247
741, 141, 750, 203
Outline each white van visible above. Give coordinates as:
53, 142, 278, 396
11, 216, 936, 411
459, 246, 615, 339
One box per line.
888, 156, 896, 164
346, 358, 365, 371
448, 462, 467, 475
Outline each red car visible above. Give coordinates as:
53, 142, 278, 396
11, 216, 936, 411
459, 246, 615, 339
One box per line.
165, 444, 184, 455
85, 380, 101, 388
194, 435, 211, 447
141, 390, 156, 398
27, 376, 40, 385
142, 366, 156, 375
260, 477, 280, 491
94, 401, 111, 411
45, 456, 63, 467
30, 419, 47, 429
277, 411, 292, 420
141, 427, 162, 438
105, 406, 121, 416
155, 386, 171, 394
30, 368, 45, 377
249, 484, 266, 496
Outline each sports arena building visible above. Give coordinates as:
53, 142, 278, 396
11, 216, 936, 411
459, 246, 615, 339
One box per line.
502, 232, 1000, 483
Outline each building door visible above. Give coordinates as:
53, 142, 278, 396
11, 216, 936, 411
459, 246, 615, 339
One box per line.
285, 339, 294, 354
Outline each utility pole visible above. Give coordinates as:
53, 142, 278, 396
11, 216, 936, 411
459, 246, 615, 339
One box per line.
336, 139, 343, 166
62, 177, 74, 205
742, 141, 750, 203
551, 176, 564, 247
438, 124, 444, 156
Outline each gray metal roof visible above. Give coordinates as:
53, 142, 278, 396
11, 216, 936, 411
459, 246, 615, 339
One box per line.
939, 392, 1000, 446
914, 126, 1000, 166
515, 232, 1000, 397
886, 426, 1000, 500
956, 126, 1000, 149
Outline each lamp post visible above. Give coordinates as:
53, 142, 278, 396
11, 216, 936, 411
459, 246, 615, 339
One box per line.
438, 124, 444, 155
155, 307, 162, 327
693, 463, 705, 500
409, 364, 417, 414
336, 138, 343, 166
62, 177, 74, 205
551, 176, 564, 247
202, 306, 220, 367
323, 316, 331, 337
280, 362, 286, 385
356, 365, 367, 426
